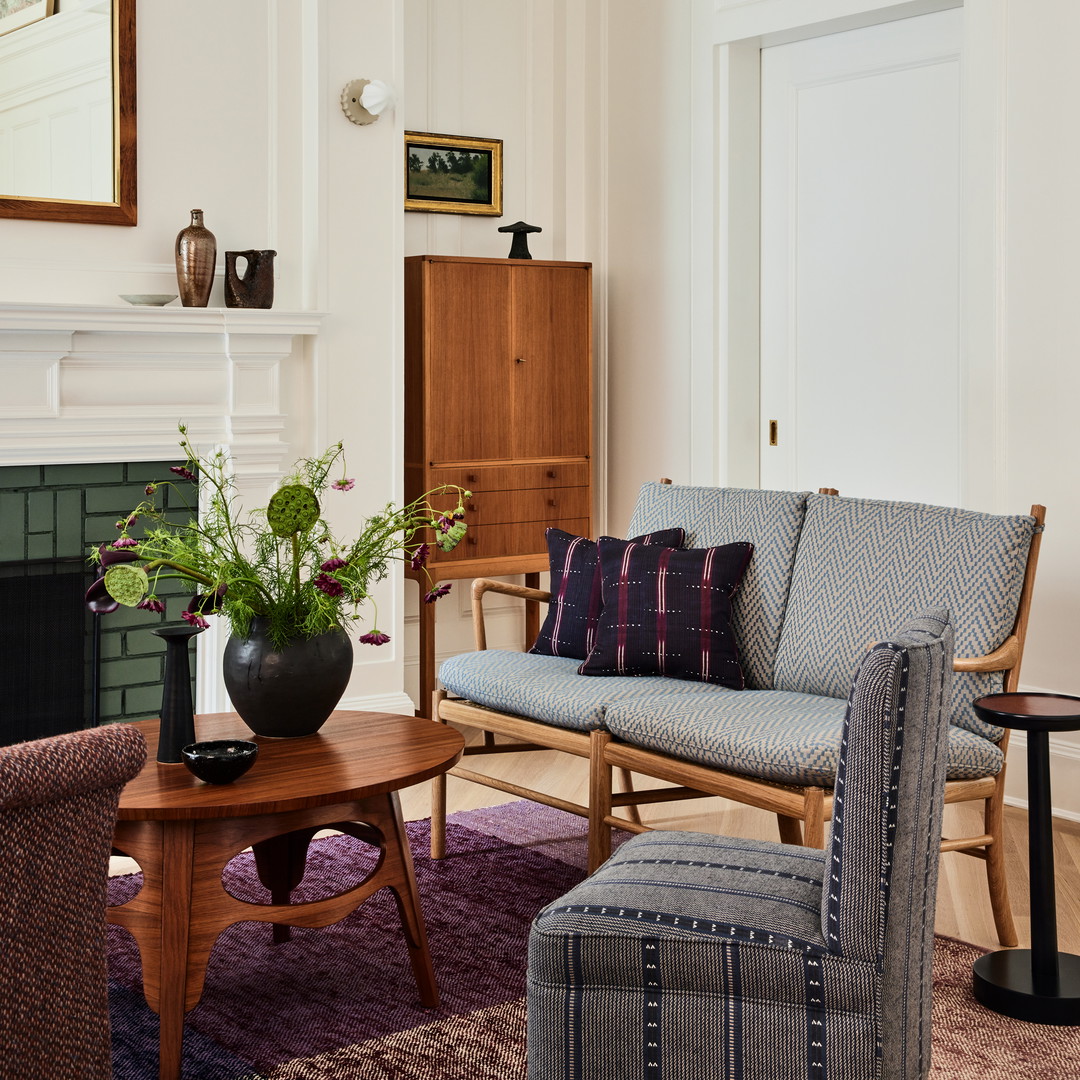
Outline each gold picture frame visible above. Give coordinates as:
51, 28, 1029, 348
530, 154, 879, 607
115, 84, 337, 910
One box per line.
0, 0, 54, 39
404, 131, 502, 216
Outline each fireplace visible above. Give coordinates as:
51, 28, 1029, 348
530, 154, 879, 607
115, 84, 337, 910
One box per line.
0, 302, 322, 734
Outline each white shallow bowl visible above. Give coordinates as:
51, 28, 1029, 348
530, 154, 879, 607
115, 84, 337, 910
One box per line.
119, 293, 177, 306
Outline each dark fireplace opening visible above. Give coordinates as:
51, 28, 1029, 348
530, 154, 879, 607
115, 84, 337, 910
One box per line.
0, 459, 198, 747
0, 557, 99, 746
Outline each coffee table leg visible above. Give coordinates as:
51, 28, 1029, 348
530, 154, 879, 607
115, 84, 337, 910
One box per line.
359, 791, 439, 1007
157, 823, 195, 1080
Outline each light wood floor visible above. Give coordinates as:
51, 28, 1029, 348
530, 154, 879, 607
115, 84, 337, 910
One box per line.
399, 728, 1080, 954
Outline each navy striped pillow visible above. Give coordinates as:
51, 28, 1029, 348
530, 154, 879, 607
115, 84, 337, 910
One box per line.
578, 537, 753, 687
529, 528, 685, 660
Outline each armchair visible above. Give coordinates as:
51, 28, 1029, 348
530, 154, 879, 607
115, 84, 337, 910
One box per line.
527, 609, 954, 1079
0, 723, 147, 1080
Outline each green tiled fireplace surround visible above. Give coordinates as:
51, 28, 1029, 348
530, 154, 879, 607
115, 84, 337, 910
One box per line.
0, 461, 198, 731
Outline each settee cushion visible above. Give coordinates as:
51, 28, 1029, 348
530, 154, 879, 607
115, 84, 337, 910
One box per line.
439, 650, 741, 733
529, 527, 685, 659
626, 483, 808, 691
603, 686, 1002, 786
578, 538, 753, 688
773, 494, 1037, 740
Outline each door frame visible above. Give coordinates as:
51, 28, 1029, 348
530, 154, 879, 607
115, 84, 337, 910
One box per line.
692, 0, 1007, 510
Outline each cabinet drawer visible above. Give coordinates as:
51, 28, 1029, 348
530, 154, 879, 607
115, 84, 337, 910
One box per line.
429, 461, 590, 493
433, 518, 590, 563
462, 486, 589, 525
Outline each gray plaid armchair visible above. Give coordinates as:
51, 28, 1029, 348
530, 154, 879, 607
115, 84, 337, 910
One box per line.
527, 609, 953, 1080
0, 723, 146, 1080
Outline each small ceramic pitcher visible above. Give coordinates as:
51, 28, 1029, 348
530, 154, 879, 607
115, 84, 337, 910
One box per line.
224, 249, 276, 309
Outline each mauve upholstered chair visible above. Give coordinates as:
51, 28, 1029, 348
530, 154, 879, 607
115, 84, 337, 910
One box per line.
527, 609, 953, 1080
0, 723, 146, 1080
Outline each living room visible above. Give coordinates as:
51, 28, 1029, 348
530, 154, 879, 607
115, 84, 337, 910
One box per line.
1, 0, 1078, 1076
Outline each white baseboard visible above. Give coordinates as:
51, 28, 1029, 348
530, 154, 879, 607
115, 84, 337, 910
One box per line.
1003, 729, 1080, 824
338, 690, 416, 716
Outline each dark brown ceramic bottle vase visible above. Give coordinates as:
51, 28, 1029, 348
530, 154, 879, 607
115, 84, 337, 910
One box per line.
175, 208, 217, 307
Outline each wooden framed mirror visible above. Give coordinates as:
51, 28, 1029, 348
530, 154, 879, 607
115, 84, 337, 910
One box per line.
0, 0, 136, 226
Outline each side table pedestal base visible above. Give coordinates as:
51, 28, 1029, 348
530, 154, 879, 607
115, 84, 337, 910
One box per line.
973, 949, 1080, 1025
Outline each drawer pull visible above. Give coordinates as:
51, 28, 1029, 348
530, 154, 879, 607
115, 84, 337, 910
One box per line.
466, 474, 477, 484
468, 503, 478, 512
549, 499, 556, 507
515, 356, 526, 363
547, 470, 556, 479
468, 535, 478, 545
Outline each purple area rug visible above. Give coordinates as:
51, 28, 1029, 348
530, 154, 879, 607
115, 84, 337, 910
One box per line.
108, 802, 1080, 1079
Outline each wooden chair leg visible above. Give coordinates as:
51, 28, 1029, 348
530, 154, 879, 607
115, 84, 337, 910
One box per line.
802, 789, 826, 848
616, 767, 643, 827
430, 689, 449, 860
984, 779, 1018, 947
776, 814, 804, 845
588, 731, 614, 873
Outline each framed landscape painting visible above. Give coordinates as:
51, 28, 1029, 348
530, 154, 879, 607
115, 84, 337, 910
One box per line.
404, 131, 503, 216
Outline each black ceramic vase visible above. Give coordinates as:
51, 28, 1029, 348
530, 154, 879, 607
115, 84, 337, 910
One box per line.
175, 209, 217, 307
222, 619, 353, 738
152, 624, 205, 763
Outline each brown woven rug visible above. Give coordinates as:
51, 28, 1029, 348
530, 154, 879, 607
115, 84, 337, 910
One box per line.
109, 802, 1079, 1078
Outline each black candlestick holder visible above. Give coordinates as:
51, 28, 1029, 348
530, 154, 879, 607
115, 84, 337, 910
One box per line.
152, 624, 206, 763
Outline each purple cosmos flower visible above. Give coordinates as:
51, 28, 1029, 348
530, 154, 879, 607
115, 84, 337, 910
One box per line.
314, 572, 344, 598
170, 465, 195, 481
112, 537, 139, 548
453, 509, 466, 521
434, 514, 453, 534
145, 483, 157, 496
410, 543, 430, 571
320, 557, 348, 572
359, 630, 391, 646
424, 583, 452, 603
181, 610, 210, 629
332, 478, 355, 492
137, 597, 166, 613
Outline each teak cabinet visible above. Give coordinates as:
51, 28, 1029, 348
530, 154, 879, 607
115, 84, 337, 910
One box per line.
405, 254, 593, 716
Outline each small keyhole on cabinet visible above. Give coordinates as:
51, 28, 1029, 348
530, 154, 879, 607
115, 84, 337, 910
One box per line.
769, 420, 779, 446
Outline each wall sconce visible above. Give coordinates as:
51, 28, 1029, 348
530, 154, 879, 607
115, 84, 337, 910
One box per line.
340, 79, 396, 126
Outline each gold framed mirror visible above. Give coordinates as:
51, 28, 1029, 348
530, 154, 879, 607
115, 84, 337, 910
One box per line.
0, 0, 136, 226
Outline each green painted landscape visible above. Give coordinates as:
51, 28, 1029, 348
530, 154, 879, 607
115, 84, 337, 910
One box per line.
407, 148, 490, 203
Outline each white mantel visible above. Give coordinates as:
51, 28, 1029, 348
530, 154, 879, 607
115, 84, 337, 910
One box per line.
0, 301, 325, 713
0, 303, 323, 472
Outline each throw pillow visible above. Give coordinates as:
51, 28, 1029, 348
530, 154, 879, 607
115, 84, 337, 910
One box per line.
529, 527, 685, 660
578, 537, 753, 688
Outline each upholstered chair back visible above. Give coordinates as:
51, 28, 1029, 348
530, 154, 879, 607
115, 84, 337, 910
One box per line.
775, 493, 1035, 737
0, 723, 147, 1080
627, 482, 809, 689
823, 609, 953, 1078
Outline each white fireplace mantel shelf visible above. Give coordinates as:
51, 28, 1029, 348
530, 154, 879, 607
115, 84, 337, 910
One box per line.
0, 302, 325, 336
0, 302, 325, 470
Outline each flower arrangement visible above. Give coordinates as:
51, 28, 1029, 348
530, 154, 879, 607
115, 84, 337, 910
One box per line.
86, 426, 469, 649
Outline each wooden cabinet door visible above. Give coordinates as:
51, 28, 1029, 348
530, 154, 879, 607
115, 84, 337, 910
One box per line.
510, 265, 591, 459
423, 260, 513, 464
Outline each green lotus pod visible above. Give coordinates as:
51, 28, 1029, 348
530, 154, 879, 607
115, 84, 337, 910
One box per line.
104, 564, 150, 607
267, 484, 320, 537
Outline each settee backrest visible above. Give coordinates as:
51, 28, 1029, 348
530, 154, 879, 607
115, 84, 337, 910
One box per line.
627, 482, 808, 690
774, 494, 1037, 738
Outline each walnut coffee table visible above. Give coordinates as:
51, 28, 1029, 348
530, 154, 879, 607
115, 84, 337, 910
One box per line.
108, 710, 464, 1080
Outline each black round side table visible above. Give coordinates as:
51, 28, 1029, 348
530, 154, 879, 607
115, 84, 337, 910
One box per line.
971, 692, 1080, 1025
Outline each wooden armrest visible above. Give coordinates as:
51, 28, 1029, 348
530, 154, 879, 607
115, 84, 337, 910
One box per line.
953, 636, 1020, 674
471, 577, 552, 650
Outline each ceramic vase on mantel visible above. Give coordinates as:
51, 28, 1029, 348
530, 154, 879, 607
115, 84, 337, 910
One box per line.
175, 208, 217, 307
222, 619, 353, 738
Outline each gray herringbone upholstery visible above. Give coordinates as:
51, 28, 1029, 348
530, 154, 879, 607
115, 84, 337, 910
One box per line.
0, 724, 147, 1080
527, 610, 953, 1080
627, 483, 808, 690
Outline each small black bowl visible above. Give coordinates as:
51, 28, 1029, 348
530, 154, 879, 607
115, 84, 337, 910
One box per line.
181, 739, 258, 784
